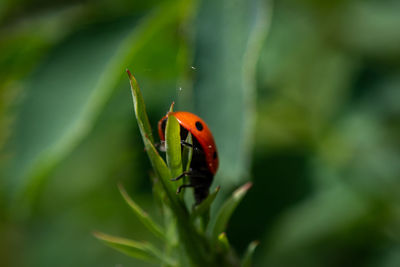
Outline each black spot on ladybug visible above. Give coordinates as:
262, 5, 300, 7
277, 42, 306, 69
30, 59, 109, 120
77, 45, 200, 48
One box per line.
213, 151, 217, 159
195, 121, 203, 131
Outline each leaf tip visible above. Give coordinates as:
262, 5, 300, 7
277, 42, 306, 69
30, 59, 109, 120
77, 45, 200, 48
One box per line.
92, 231, 103, 240
117, 181, 124, 191
117, 182, 129, 199
169, 101, 175, 112
218, 232, 226, 238
126, 69, 138, 84
243, 182, 253, 191
234, 182, 252, 198
251, 240, 260, 246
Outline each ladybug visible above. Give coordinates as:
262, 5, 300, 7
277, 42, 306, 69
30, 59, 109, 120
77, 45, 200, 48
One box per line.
158, 111, 219, 205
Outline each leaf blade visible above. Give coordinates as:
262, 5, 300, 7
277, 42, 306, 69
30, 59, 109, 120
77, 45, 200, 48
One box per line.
211, 182, 252, 243
182, 132, 193, 172
191, 186, 220, 232
241, 241, 259, 267
217, 232, 231, 252
93, 231, 175, 266
142, 136, 173, 198
165, 114, 183, 179
118, 183, 166, 240
127, 69, 154, 144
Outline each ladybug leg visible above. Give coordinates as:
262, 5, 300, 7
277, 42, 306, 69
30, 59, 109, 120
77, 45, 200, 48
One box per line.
180, 141, 204, 155
171, 171, 191, 181
176, 183, 195, 194
172, 169, 208, 181
181, 141, 193, 147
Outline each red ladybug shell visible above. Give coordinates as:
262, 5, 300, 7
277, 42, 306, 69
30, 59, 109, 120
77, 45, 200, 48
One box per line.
158, 111, 219, 175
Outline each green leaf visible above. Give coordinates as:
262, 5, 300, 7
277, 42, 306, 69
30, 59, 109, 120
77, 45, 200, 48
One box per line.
93, 232, 175, 266
191, 186, 220, 232
217, 232, 231, 252
192, 186, 220, 219
142, 134, 188, 219
182, 132, 193, 172
193, 0, 272, 187
142, 136, 173, 199
211, 182, 252, 244
128, 69, 191, 222
128, 71, 179, 210
127, 69, 154, 144
165, 114, 183, 179
151, 173, 167, 212
182, 132, 193, 204
118, 183, 166, 240
142, 135, 212, 265
241, 241, 259, 267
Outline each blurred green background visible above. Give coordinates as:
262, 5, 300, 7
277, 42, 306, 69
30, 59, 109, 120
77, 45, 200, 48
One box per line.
1, 0, 400, 266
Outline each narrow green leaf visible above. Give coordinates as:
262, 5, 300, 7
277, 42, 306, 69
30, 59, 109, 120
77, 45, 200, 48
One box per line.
163, 204, 179, 261
165, 114, 183, 179
118, 183, 165, 240
182, 132, 193, 172
127, 71, 177, 210
192, 186, 220, 219
93, 232, 175, 266
192, 186, 220, 232
212, 182, 252, 243
151, 174, 167, 211
126, 42, 212, 267
182, 132, 193, 204
142, 136, 173, 197
133, 97, 213, 267
142, 135, 188, 217
128, 70, 189, 221
217, 232, 231, 252
127, 69, 154, 144
128, 72, 185, 212
241, 241, 259, 267
160, 112, 215, 265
